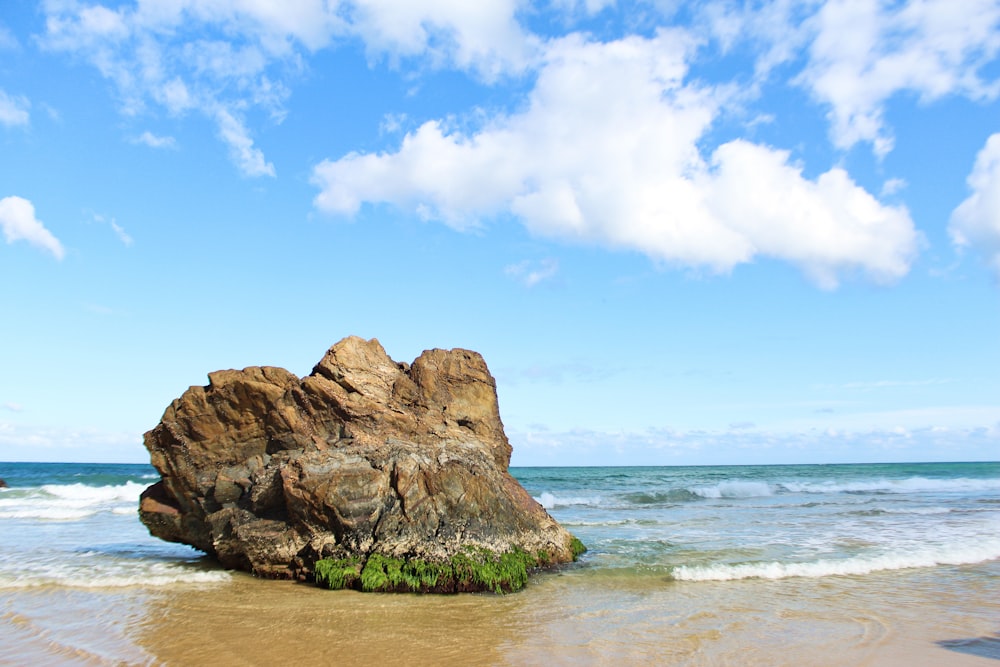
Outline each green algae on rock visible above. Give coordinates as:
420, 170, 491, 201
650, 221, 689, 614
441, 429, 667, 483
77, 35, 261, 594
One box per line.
139, 336, 583, 591
315, 545, 574, 594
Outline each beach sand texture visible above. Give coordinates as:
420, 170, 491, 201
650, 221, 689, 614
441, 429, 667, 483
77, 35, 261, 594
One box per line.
2, 561, 998, 666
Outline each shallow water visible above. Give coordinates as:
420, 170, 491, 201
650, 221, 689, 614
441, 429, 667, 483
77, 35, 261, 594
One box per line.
3, 562, 997, 666
1, 461, 998, 665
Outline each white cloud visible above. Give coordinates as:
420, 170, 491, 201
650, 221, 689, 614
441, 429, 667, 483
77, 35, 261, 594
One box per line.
950, 132, 1000, 275
133, 130, 177, 149
347, 0, 538, 77
110, 221, 133, 247
1, 402, 23, 413
703, 140, 917, 288
0, 89, 30, 127
700, 0, 816, 80
0, 196, 65, 260
881, 177, 906, 197
39, 0, 541, 175
90, 212, 134, 246
505, 258, 559, 287
799, 0, 1000, 156
214, 107, 276, 177
313, 32, 919, 288
41, 1, 301, 176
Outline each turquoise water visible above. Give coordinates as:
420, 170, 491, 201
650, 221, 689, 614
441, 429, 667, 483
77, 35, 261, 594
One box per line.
0, 462, 222, 589
514, 462, 1000, 580
0, 461, 998, 587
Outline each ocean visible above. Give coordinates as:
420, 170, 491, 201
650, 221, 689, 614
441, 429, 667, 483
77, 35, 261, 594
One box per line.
1, 461, 998, 665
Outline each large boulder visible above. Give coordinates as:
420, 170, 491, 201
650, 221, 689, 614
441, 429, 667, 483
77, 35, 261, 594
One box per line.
139, 336, 582, 591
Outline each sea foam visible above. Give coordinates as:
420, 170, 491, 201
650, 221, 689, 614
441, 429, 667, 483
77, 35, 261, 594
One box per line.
0, 562, 231, 589
535, 492, 602, 509
777, 476, 1000, 495
670, 538, 1000, 581
0, 482, 146, 521
689, 481, 773, 499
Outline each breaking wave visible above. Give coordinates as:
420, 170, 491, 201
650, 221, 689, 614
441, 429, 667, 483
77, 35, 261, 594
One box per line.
0, 562, 231, 589
671, 539, 1000, 582
535, 492, 602, 509
0, 482, 146, 521
689, 481, 773, 499
777, 477, 1000, 495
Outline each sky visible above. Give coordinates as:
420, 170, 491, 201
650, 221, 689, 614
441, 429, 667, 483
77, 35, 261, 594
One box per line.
1, 0, 999, 467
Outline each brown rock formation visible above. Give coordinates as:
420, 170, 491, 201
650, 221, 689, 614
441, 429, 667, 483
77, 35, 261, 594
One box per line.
139, 336, 580, 586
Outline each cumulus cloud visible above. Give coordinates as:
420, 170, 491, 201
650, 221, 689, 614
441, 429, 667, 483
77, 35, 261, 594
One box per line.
0, 89, 30, 127
0, 196, 65, 260
313, 32, 919, 288
347, 0, 538, 77
799, 0, 1000, 156
950, 133, 1000, 274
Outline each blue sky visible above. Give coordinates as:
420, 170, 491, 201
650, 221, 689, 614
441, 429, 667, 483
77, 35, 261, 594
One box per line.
1, 0, 999, 466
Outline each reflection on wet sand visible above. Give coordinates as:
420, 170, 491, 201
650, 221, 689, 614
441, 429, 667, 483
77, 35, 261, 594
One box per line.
137, 573, 527, 667
134, 562, 1000, 667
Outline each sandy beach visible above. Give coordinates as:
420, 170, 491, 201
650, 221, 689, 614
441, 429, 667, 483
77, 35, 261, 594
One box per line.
3, 559, 998, 666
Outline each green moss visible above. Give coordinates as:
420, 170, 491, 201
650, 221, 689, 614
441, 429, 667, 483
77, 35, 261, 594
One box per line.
570, 536, 587, 561
448, 545, 535, 594
359, 553, 392, 591
314, 556, 363, 590
314, 545, 546, 594
359, 554, 452, 592
406, 558, 448, 589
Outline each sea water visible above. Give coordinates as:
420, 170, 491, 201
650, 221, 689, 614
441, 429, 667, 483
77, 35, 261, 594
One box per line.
0, 463, 228, 590
514, 463, 1000, 582
1, 461, 998, 665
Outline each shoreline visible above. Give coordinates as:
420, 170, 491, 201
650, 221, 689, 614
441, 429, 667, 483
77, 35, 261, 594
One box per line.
3, 560, 998, 666
3, 461, 998, 665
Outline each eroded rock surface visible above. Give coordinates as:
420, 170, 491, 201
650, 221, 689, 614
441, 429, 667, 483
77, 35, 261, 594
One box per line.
140, 336, 579, 585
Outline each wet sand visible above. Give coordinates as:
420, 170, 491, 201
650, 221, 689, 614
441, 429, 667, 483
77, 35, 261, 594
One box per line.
2, 560, 998, 666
